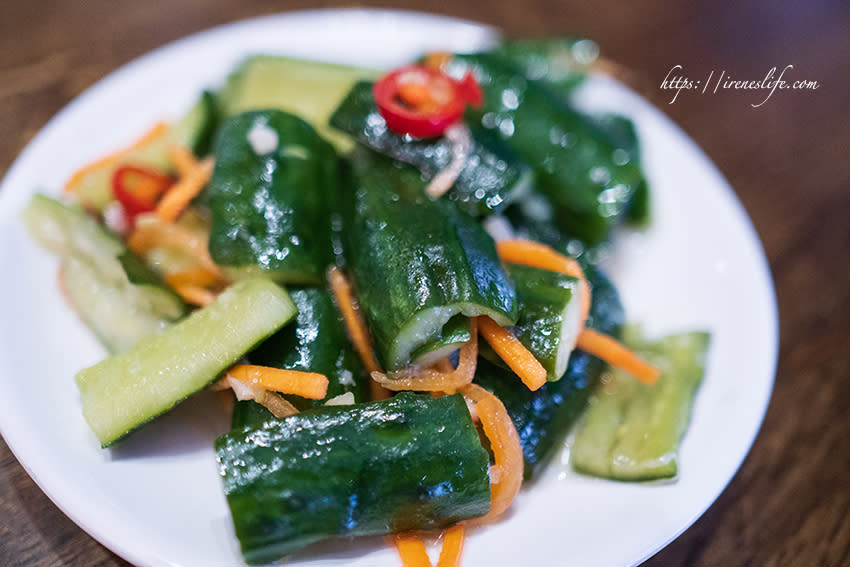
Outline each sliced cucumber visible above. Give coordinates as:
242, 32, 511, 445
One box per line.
410, 316, 472, 367
22, 194, 185, 354
68, 92, 217, 212
76, 278, 297, 447
219, 55, 379, 150
571, 327, 710, 481
509, 264, 583, 381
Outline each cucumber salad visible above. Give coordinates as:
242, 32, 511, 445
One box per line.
22, 38, 709, 566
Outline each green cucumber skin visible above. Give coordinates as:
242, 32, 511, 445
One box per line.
75, 279, 297, 447
507, 264, 581, 381
22, 194, 186, 354
590, 113, 650, 226
217, 392, 491, 563
248, 287, 369, 409
571, 328, 710, 481
208, 110, 338, 284
342, 150, 518, 370
452, 52, 645, 246
475, 264, 624, 479
487, 37, 598, 92
329, 81, 533, 217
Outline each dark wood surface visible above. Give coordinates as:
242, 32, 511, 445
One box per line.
1, 1, 848, 566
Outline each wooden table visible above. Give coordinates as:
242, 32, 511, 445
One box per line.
1, 1, 848, 566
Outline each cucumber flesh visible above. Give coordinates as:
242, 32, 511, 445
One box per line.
410, 315, 472, 367
22, 194, 185, 353
76, 278, 297, 447
508, 264, 583, 381
571, 327, 710, 481
219, 55, 379, 151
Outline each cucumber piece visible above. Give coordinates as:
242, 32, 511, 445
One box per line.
247, 287, 369, 409
343, 149, 517, 370
22, 194, 185, 353
219, 55, 379, 151
450, 53, 646, 245
489, 37, 599, 92
410, 315, 472, 367
216, 392, 491, 562
172, 90, 219, 157
69, 94, 218, 212
507, 264, 583, 381
571, 328, 710, 481
76, 278, 297, 447
474, 264, 623, 479
329, 81, 533, 216
208, 110, 338, 284
591, 114, 650, 226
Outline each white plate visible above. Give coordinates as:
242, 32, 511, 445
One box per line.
0, 9, 778, 567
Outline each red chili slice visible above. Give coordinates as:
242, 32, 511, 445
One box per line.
373, 64, 483, 138
112, 165, 173, 225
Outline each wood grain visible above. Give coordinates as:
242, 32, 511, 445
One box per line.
1, 1, 848, 566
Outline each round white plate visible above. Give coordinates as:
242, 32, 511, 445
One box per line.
0, 9, 778, 567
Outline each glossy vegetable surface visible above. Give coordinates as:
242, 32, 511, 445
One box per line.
216, 392, 491, 563
330, 81, 533, 216
342, 149, 518, 370
208, 110, 338, 284
475, 264, 624, 479
572, 328, 710, 480
505, 263, 583, 381
248, 287, 369, 409
451, 52, 646, 245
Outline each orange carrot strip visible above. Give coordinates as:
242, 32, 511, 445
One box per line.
460, 384, 523, 524
327, 266, 389, 400
436, 525, 466, 567
128, 217, 221, 275
393, 534, 432, 567
167, 144, 199, 178
156, 157, 214, 223
229, 365, 329, 400
477, 316, 547, 391
576, 328, 661, 384
496, 239, 592, 326
172, 283, 217, 307
65, 122, 170, 192
164, 267, 225, 289
372, 319, 478, 393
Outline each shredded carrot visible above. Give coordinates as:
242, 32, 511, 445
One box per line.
477, 316, 547, 391
172, 283, 217, 306
229, 365, 329, 399
128, 217, 222, 276
167, 144, 199, 178
164, 267, 225, 289
393, 534, 431, 567
327, 266, 390, 401
460, 384, 523, 524
65, 122, 170, 193
496, 239, 592, 326
576, 328, 661, 384
372, 319, 478, 393
436, 525, 465, 567
156, 157, 214, 223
